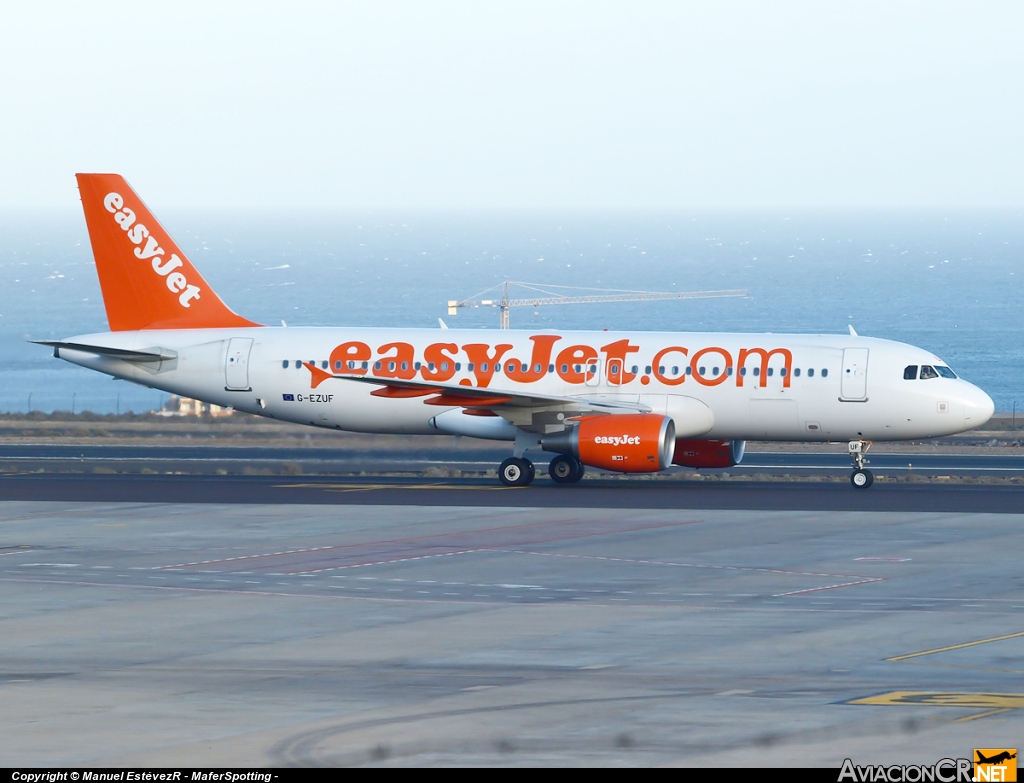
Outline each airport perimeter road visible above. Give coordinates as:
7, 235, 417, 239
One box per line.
1, 473, 1023, 512
1, 500, 1022, 765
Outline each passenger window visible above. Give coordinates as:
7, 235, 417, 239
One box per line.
821, 368, 828, 377
753, 367, 760, 376
441, 362, 449, 371
935, 366, 957, 378
739, 367, 746, 376
780, 367, 787, 377
659, 365, 666, 374
388, 361, 396, 371
481, 362, 488, 372
561, 364, 569, 373
296, 361, 302, 369
428, 362, 436, 371
807, 368, 814, 377
402, 361, 409, 371
726, 367, 733, 376
574, 364, 581, 372
794, 368, 800, 377
282, 360, 289, 369
919, 365, 938, 379
548, 364, 554, 373
533, 363, 541, 373
713, 367, 719, 376
610, 364, 619, 374
686, 366, 693, 375
322, 361, 328, 370
362, 362, 368, 370
455, 362, 461, 371
904, 365, 918, 380
645, 366, 652, 374
414, 361, 421, 371
467, 363, 474, 372
335, 361, 343, 371
767, 367, 774, 376
374, 361, 382, 370
631, 365, 638, 374
495, 363, 501, 372
698, 366, 705, 376
672, 366, 679, 375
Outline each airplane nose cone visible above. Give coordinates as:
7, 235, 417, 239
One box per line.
964, 384, 995, 429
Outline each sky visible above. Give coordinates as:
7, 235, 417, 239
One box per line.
2, 1, 1023, 210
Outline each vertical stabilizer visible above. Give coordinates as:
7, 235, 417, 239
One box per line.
76, 173, 259, 331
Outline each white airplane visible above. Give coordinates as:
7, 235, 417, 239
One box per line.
41, 174, 995, 489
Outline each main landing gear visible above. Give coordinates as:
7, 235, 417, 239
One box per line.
548, 454, 584, 484
498, 454, 585, 487
849, 440, 874, 489
499, 457, 535, 487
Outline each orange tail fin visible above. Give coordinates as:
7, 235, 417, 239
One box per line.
76, 174, 260, 331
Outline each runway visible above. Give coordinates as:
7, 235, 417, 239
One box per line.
1, 472, 1023, 512
2, 498, 1023, 765
2, 442, 1024, 478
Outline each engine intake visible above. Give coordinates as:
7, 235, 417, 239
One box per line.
672, 439, 746, 468
541, 414, 676, 473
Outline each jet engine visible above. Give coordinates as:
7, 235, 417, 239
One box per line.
541, 414, 676, 473
672, 439, 746, 468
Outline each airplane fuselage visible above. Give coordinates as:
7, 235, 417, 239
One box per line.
54, 327, 994, 443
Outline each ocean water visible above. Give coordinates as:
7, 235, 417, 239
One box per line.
1, 210, 1022, 414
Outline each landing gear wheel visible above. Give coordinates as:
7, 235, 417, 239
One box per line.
549, 454, 584, 484
851, 469, 874, 489
499, 457, 535, 487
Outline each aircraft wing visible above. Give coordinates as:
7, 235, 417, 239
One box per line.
303, 362, 650, 429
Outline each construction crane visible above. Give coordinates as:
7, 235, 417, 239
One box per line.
447, 281, 748, 329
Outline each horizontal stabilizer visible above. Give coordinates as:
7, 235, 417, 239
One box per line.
32, 340, 176, 362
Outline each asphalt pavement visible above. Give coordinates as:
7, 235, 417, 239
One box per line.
1, 472, 1022, 512
3, 499, 1023, 765
2, 442, 1023, 476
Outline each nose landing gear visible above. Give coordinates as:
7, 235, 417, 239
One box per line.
849, 440, 873, 489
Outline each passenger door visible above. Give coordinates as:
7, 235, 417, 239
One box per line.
225, 337, 253, 390
840, 348, 869, 400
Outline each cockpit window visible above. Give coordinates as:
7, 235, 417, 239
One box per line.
919, 365, 939, 380
935, 365, 957, 379
903, 365, 918, 380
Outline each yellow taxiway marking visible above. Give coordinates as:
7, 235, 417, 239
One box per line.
887, 630, 1024, 662
275, 482, 521, 493
954, 708, 1013, 722
850, 692, 1024, 709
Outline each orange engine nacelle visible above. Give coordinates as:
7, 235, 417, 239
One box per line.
672, 439, 746, 469
541, 414, 676, 473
